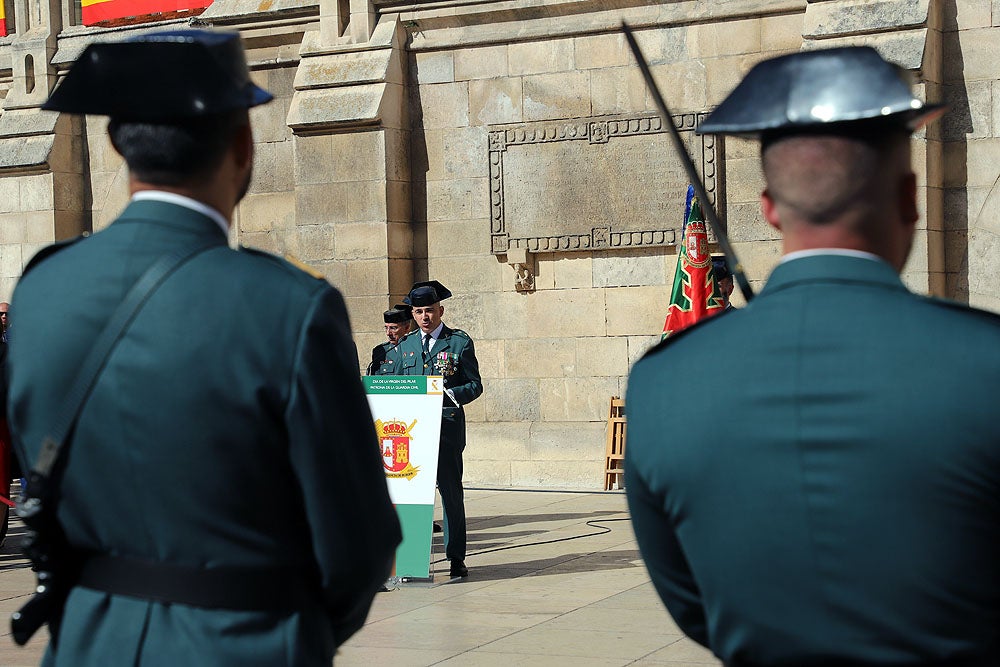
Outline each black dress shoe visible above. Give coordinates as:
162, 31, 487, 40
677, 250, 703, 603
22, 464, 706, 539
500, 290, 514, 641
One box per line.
433, 522, 443, 533
449, 559, 468, 578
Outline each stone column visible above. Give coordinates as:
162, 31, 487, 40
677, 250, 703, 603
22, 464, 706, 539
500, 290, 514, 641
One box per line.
801, 0, 945, 296
0, 0, 88, 298
938, 0, 998, 309
287, 15, 411, 357
318, 0, 374, 46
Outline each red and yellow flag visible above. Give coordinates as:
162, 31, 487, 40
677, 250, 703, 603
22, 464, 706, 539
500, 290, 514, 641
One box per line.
81, 0, 211, 26
0, 2, 8, 38
661, 194, 726, 339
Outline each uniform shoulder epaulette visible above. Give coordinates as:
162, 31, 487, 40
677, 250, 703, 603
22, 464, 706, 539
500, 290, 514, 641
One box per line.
283, 254, 325, 280
400, 330, 420, 342
639, 313, 723, 361
448, 328, 471, 340
239, 247, 326, 281
22, 234, 88, 278
921, 294, 1000, 325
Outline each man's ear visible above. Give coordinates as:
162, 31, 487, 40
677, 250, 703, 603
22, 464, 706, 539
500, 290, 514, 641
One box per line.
108, 132, 122, 158
232, 123, 253, 170
761, 188, 781, 232
899, 171, 918, 229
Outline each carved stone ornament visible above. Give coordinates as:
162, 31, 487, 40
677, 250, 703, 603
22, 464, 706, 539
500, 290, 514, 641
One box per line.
488, 112, 723, 256
506, 247, 535, 293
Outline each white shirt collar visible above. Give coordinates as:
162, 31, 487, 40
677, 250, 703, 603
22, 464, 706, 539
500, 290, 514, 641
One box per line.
422, 322, 445, 343
780, 248, 885, 264
131, 191, 230, 234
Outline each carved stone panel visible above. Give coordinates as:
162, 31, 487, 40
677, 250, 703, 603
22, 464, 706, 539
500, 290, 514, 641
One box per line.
488, 113, 723, 255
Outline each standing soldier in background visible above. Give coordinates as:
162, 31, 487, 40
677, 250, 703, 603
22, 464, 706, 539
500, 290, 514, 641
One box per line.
7, 30, 400, 666
0, 302, 10, 343
627, 46, 1000, 666
711, 256, 736, 311
367, 304, 412, 375
378, 281, 482, 579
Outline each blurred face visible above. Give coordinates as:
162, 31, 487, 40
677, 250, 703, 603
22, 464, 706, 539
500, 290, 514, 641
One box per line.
385, 321, 408, 345
0, 302, 8, 331
412, 304, 444, 334
719, 277, 734, 306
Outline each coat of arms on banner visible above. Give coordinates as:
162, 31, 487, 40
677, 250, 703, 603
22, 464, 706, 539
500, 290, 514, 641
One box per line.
376, 419, 420, 480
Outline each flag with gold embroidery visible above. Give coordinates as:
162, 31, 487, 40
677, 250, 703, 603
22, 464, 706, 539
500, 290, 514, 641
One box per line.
81, 0, 211, 27
661, 189, 726, 339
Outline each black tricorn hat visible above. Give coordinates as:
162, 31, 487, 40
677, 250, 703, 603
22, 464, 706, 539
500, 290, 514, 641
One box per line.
711, 256, 731, 281
383, 305, 412, 324
697, 46, 945, 137
43, 29, 273, 120
406, 281, 452, 307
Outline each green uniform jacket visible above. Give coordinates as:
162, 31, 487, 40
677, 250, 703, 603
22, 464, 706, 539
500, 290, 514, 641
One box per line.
626, 254, 1000, 666
377, 326, 483, 409
8, 200, 401, 667
366, 341, 393, 376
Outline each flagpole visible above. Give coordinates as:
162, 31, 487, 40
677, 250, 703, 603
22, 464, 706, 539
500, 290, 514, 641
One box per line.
621, 22, 755, 303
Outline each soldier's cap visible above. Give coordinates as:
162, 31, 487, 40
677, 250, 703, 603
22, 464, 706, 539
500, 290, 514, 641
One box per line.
383, 305, 412, 324
711, 256, 731, 281
697, 46, 945, 139
406, 281, 452, 307
43, 29, 273, 120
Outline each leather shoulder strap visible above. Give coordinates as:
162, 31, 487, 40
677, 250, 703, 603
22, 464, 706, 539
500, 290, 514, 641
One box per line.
23, 243, 216, 499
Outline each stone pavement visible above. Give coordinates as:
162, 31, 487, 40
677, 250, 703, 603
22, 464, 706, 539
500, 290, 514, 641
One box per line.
0, 489, 721, 666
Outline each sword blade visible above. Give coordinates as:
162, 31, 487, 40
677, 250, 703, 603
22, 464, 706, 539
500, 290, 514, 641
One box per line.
621, 21, 755, 303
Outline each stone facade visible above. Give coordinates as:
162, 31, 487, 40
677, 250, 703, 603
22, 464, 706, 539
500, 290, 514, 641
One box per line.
0, 0, 997, 488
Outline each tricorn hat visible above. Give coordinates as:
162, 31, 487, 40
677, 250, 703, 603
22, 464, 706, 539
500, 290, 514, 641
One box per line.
43, 29, 273, 120
711, 256, 731, 281
406, 281, 452, 307
383, 305, 412, 324
697, 46, 945, 137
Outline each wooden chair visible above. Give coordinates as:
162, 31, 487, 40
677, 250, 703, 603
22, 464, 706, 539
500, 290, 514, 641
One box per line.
604, 396, 627, 490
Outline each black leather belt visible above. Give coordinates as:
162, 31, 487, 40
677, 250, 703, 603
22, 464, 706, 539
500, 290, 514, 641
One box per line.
78, 554, 315, 611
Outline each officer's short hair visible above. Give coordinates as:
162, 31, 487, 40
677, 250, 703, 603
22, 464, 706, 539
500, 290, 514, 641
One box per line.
108, 110, 248, 186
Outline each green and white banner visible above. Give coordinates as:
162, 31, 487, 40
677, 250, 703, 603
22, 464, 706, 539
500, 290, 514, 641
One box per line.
364, 375, 443, 579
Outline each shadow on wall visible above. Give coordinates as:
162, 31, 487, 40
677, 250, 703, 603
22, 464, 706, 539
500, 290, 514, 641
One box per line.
940, 0, 973, 304
405, 39, 430, 285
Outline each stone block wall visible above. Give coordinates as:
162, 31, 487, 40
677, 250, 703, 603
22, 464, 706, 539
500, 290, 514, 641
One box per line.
284, 15, 414, 359
86, 115, 128, 231
404, 9, 807, 488
237, 65, 298, 257
0, 0, 998, 490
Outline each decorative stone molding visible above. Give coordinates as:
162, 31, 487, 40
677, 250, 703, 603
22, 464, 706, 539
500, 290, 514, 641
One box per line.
488, 112, 721, 256
388, 0, 805, 52
196, 0, 318, 27
803, 0, 930, 37
0, 0, 62, 174
801, 0, 935, 72
287, 14, 406, 134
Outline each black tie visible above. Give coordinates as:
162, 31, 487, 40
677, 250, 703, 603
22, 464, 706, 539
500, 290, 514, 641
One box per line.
422, 334, 430, 362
